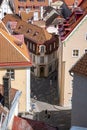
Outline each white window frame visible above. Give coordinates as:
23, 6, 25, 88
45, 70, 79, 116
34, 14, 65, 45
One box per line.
72, 49, 80, 57
39, 45, 46, 54
7, 69, 15, 80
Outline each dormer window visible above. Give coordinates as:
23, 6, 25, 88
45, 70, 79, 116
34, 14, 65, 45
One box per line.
39, 45, 46, 54
27, 29, 32, 33
18, 25, 23, 29
33, 32, 39, 36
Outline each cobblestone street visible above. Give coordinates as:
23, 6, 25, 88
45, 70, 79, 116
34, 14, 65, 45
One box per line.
31, 71, 59, 105
30, 71, 71, 130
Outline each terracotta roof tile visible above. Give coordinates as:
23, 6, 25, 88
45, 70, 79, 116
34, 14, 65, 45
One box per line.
2, 14, 21, 25
14, 20, 52, 44
64, 0, 82, 6
59, 0, 87, 41
20, 11, 40, 22
2, 14, 52, 44
52, 0, 82, 6
0, 28, 32, 67
69, 53, 87, 77
12, 116, 57, 130
20, 11, 34, 22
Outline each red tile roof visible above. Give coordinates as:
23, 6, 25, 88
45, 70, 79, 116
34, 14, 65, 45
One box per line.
0, 28, 32, 68
2, 14, 54, 44
52, 0, 83, 6
14, 20, 52, 44
64, 0, 83, 6
69, 53, 87, 77
59, 0, 87, 41
12, 116, 57, 130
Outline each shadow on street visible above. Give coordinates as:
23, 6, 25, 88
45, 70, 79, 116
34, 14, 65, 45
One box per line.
31, 70, 59, 105
33, 109, 71, 130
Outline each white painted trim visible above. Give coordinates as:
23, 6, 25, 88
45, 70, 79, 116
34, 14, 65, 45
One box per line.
63, 15, 87, 42
0, 32, 30, 62
26, 68, 31, 111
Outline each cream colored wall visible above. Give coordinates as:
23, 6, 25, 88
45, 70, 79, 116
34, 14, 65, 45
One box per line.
61, 16, 87, 107
11, 69, 26, 112
0, 68, 27, 112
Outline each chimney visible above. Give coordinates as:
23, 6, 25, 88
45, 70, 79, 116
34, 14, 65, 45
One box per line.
3, 75, 11, 109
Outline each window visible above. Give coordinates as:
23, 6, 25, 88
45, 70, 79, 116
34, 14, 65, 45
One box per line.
85, 49, 87, 53
72, 50, 79, 57
18, 25, 23, 29
40, 56, 44, 63
33, 44, 35, 51
39, 45, 46, 54
30, 42, 32, 50
7, 69, 15, 80
33, 55, 35, 63
27, 29, 32, 33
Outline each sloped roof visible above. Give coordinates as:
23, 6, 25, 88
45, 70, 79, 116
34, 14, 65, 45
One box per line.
20, 11, 34, 22
69, 53, 87, 77
20, 11, 40, 22
2, 14, 21, 25
2, 14, 53, 44
59, 0, 87, 41
14, 20, 52, 44
0, 28, 32, 68
52, 0, 83, 7
64, 0, 83, 6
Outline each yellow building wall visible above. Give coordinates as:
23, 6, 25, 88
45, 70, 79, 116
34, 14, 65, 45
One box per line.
0, 68, 27, 112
